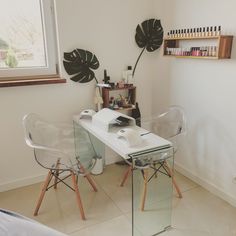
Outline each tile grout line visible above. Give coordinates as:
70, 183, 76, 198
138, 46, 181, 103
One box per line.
68, 215, 130, 235
66, 176, 126, 235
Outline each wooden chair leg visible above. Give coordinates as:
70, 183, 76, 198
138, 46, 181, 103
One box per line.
71, 171, 86, 220
85, 173, 98, 192
141, 169, 149, 211
54, 159, 60, 189
164, 161, 183, 198
79, 163, 98, 192
120, 165, 132, 187
34, 170, 53, 216
153, 163, 158, 178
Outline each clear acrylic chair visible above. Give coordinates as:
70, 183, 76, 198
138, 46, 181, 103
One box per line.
120, 105, 186, 199
22, 113, 98, 220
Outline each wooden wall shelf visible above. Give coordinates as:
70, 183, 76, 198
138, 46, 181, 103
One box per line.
102, 86, 136, 111
163, 35, 233, 59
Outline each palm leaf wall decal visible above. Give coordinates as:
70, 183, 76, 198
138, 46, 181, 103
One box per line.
63, 49, 100, 83
133, 19, 164, 76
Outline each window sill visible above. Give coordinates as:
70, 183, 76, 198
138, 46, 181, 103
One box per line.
0, 76, 67, 88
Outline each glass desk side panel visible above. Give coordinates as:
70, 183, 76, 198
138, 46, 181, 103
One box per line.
131, 147, 174, 236
73, 121, 105, 170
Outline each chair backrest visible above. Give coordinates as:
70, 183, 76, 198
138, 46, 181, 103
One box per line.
22, 113, 97, 174
143, 106, 187, 152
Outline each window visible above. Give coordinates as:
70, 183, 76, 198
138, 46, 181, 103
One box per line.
0, 0, 58, 79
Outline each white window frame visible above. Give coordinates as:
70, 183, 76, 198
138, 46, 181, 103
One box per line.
0, 0, 58, 79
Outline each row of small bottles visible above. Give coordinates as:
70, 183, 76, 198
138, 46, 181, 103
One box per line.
166, 46, 218, 57
167, 26, 221, 38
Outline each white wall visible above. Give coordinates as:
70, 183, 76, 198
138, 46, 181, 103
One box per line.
0, 0, 162, 191
154, 0, 236, 206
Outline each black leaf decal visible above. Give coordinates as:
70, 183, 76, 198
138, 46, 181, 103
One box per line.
63, 49, 99, 83
133, 19, 164, 76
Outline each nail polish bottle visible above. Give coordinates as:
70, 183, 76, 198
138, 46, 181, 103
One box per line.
184, 29, 187, 37
213, 26, 217, 36
190, 29, 193, 37
206, 27, 209, 36
181, 29, 183, 38
210, 26, 213, 36
174, 30, 177, 38
199, 28, 202, 37
202, 27, 206, 37
217, 26, 221, 36
186, 29, 190, 38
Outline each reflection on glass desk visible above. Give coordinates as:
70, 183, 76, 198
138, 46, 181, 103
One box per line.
130, 147, 174, 236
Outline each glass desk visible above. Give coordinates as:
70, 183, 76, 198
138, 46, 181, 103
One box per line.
130, 147, 174, 236
74, 119, 174, 236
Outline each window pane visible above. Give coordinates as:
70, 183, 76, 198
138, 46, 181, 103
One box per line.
0, 0, 47, 69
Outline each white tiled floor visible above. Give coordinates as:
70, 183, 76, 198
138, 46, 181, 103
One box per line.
0, 164, 236, 236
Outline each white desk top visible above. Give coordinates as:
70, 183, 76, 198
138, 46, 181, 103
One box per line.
74, 118, 171, 159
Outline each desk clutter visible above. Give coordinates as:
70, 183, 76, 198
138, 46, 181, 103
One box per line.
75, 108, 142, 147
99, 69, 136, 111
91, 108, 136, 132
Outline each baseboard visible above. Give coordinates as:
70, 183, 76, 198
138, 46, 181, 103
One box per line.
0, 158, 122, 192
0, 174, 46, 193
175, 162, 236, 208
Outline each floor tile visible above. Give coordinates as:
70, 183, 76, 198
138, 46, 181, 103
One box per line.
172, 187, 236, 235
1, 164, 236, 236
0, 174, 123, 234
94, 164, 133, 214
173, 171, 198, 193
161, 228, 211, 236
69, 215, 132, 236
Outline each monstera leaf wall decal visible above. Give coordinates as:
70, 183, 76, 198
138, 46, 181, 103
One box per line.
133, 19, 164, 76
63, 49, 100, 83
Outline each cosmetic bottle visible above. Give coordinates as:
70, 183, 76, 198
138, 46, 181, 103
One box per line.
122, 66, 133, 84
217, 26, 221, 36
210, 26, 213, 36
208, 46, 212, 57
199, 28, 202, 37
186, 29, 189, 38
213, 26, 217, 36
126, 66, 133, 84
206, 27, 209, 36
167, 32, 170, 38
202, 27, 206, 37
184, 29, 187, 37
212, 46, 217, 57
190, 29, 193, 37
174, 30, 177, 38
175, 30, 177, 38
196, 28, 199, 37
